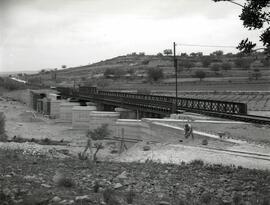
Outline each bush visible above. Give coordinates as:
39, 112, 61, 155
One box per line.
210, 63, 220, 72
262, 58, 270, 67
87, 124, 110, 141
147, 67, 164, 82
194, 70, 206, 81
202, 139, 208, 145
221, 62, 232, 70
104, 68, 126, 78
234, 58, 253, 69
56, 176, 75, 188
202, 58, 212, 67
189, 159, 204, 166
141, 60, 150, 65
0, 112, 6, 139
41, 138, 51, 145
178, 60, 195, 70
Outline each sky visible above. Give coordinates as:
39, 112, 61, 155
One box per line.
0, 0, 263, 72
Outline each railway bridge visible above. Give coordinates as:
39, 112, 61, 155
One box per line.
55, 86, 270, 124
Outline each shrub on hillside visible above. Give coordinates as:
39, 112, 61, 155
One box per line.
210, 63, 220, 72
147, 67, 164, 82
0, 113, 7, 142
201, 58, 212, 68
104, 68, 126, 78
250, 68, 262, 80
262, 58, 270, 67
194, 70, 206, 81
0, 112, 5, 135
221, 62, 232, 70
178, 60, 195, 69
234, 58, 253, 69
141, 60, 150, 65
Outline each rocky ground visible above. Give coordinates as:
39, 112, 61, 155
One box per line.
1, 92, 270, 204
0, 148, 270, 205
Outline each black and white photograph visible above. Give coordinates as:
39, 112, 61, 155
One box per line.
0, 0, 270, 204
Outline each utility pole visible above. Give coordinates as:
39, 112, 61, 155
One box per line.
173, 42, 178, 113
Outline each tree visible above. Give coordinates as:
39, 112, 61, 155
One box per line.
156, 52, 163, 57
147, 67, 164, 82
194, 70, 206, 81
139, 52, 145, 56
190, 52, 203, 57
190, 52, 197, 57
210, 50, 224, 57
163, 49, 173, 56
180, 53, 188, 57
213, 0, 270, 54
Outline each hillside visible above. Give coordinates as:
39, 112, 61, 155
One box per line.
11, 52, 270, 91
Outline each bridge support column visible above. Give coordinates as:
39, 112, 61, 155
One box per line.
115, 107, 137, 119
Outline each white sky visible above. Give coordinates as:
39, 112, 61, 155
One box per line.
0, 0, 263, 72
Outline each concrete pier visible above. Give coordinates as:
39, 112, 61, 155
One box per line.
72, 106, 97, 129
59, 102, 80, 122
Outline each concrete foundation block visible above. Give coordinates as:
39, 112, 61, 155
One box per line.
49, 100, 65, 118
59, 102, 80, 122
72, 106, 97, 129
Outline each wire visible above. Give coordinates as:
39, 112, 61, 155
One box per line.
176, 43, 237, 49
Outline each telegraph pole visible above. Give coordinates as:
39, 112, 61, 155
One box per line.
173, 42, 178, 112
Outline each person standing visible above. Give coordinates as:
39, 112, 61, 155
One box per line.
184, 123, 194, 140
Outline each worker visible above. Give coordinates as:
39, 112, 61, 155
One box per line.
184, 123, 194, 140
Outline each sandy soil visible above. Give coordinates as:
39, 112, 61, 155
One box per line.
1, 95, 270, 170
